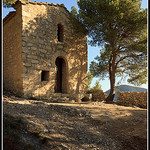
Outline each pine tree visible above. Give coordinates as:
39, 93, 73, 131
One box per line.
71, 0, 147, 102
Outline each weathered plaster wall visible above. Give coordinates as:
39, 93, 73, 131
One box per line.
20, 1, 87, 98
117, 92, 147, 109
3, 3, 23, 96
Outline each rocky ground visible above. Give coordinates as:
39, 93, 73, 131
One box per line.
3, 92, 147, 150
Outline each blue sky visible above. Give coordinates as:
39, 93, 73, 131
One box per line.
3, 0, 148, 92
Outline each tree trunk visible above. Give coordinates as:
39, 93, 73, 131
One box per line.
105, 52, 116, 103
105, 74, 116, 103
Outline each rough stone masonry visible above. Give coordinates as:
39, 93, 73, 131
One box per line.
117, 92, 147, 109
3, 0, 88, 100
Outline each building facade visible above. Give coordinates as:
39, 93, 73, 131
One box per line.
3, 0, 88, 100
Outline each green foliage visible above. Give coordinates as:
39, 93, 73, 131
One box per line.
90, 80, 102, 90
3, 0, 17, 7
87, 71, 93, 89
70, 6, 88, 34
74, 0, 147, 90
3, 0, 28, 8
127, 67, 147, 86
87, 71, 102, 90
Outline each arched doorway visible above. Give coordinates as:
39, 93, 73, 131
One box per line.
55, 57, 68, 93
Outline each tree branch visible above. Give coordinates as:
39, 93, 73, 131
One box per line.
115, 54, 143, 69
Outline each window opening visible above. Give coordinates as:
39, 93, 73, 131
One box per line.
41, 71, 49, 81
57, 24, 63, 42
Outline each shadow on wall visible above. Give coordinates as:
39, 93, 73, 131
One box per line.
22, 6, 87, 98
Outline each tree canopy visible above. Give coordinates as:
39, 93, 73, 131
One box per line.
3, 0, 18, 7
87, 72, 93, 90
71, 0, 147, 102
90, 80, 102, 90
87, 71, 102, 90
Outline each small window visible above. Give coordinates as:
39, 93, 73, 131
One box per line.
41, 71, 49, 81
57, 24, 63, 42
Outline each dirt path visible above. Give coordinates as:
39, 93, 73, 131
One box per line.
3, 95, 147, 150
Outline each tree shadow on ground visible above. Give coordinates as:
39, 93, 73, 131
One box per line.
3, 97, 147, 150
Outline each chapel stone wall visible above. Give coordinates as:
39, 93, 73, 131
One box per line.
117, 91, 147, 109
20, 1, 87, 98
3, 3, 23, 96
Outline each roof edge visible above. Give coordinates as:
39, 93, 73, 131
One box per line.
3, 0, 71, 25
3, 11, 16, 25
12, 0, 69, 13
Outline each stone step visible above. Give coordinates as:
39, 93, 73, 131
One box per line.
48, 93, 92, 103
52, 93, 70, 98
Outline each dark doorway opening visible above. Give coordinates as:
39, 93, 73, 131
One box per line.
55, 57, 67, 93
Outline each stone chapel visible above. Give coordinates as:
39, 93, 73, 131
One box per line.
3, 0, 88, 100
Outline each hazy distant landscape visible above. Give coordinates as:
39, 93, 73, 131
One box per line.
105, 85, 147, 101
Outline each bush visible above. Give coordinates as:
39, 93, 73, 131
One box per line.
81, 96, 90, 102
87, 89, 108, 101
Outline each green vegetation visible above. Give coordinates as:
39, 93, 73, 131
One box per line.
71, 0, 147, 102
87, 71, 93, 90
3, 0, 29, 8
3, 0, 17, 7
87, 71, 102, 90
90, 80, 102, 90
71, 6, 88, 35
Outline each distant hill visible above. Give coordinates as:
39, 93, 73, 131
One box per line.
105, 85, 147, 101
